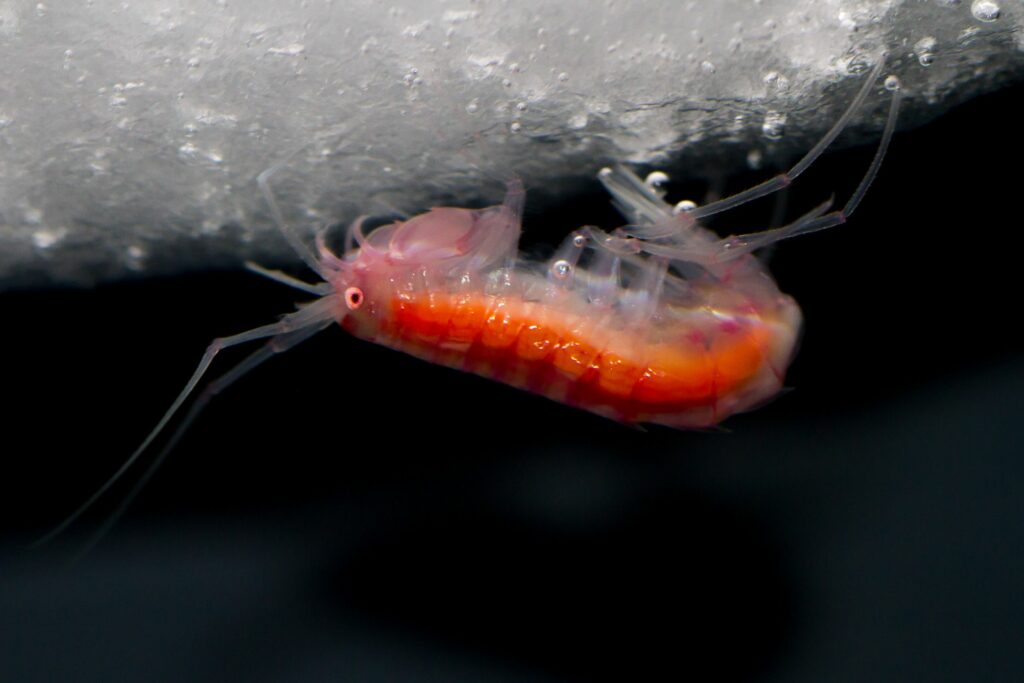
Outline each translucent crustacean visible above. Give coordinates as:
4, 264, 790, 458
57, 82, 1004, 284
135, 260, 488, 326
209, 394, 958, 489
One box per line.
42, 58, 901, 544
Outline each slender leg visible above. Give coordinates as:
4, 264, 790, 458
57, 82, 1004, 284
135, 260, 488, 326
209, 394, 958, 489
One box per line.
545, 230, 587, 289
689, 57, 887, 220
70, 319, 333, 560
597, 165, 691, 235
715, 81, 901, 260
633, 197, 833, 264
257, 166, 329, 279
245, 261, 333, 296
34, 295, 339, 547
501, 176, 526, 222
604, 56, 887, 245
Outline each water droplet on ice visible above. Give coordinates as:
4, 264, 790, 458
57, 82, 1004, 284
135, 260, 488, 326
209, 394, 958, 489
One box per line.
915, 36, 937, 66
970, 0, 1000, 21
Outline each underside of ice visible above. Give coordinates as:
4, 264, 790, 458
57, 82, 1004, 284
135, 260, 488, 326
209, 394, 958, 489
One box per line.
1, 0, 1022, 287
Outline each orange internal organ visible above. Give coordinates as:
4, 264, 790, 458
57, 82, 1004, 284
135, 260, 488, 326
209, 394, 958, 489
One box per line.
388, 292, 774, 409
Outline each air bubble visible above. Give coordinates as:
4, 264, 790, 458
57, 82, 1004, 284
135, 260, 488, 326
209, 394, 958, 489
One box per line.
970, 0, 1000, 21
673, 199, 697, 214
403, 68, 420, 86
700, 60, 716, 74
915, 36, 936, 67
509, 121, 522, 133
568, 113, 588, 129
552, 259, 572, 279
598, 167, 613, 178
884, 75, 900, 91
465, 99, 479, 114
572, 234, 586, 247
644, 171, 670, 190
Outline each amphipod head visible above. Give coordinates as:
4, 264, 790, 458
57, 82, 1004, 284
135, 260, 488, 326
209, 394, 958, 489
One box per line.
323, 180, 525, 339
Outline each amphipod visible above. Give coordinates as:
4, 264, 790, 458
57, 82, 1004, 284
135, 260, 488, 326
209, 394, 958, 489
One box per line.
42, 60, 900, 543
302, 60, 898, 429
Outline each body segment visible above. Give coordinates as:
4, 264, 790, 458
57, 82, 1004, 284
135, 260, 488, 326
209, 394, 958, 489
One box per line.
343, 274, 799, 428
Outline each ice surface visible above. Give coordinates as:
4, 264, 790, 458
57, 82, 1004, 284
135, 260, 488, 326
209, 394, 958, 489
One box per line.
1, 0, 1022, 287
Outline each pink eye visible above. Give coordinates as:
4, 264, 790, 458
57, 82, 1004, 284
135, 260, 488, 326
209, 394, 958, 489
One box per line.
344, 286, 364, 310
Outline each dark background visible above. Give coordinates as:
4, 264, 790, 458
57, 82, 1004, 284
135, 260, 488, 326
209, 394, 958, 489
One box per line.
2, 79, 1023, 682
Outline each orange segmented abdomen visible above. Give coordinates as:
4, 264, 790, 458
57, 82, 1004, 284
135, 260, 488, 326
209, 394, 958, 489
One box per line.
380, 288, 794, 428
